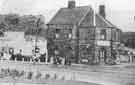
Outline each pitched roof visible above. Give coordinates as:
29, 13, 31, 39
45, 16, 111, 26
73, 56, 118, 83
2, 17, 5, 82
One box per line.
96, 14, 115, 28
48, 6, 91, 25
48, 6, 117, 28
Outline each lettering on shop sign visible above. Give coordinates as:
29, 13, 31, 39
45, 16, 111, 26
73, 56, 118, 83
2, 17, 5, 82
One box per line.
97, 40, 110, 46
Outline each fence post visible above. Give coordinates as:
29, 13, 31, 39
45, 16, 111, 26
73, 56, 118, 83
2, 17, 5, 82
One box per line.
73, 72, 76, 80
39, 59, 41, 63
30, 58, 32, 63
22, 58, 24, 63
15, 57, 17, 62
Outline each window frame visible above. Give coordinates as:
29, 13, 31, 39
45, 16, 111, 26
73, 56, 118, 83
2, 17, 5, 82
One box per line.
100, 29, 106, 40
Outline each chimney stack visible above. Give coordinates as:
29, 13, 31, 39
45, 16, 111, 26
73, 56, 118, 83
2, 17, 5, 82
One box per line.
99, 5, 106, 18
68, 0, 76, 8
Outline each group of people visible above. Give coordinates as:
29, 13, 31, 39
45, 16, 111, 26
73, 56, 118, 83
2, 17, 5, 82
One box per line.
0, 47, 71, 65
0, 48, 46, 62
128, 51, 135, 63
48, 56, 71, 65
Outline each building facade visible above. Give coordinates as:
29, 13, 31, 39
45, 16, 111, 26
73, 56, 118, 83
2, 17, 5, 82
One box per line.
47, 1, 121, 64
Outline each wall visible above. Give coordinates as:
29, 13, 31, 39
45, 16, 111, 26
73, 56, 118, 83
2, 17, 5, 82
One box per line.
47, 24, 77, 63
0, 61, 135, 85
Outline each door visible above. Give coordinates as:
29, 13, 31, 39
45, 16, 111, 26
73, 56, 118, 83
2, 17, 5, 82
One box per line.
99, 48, 107, 63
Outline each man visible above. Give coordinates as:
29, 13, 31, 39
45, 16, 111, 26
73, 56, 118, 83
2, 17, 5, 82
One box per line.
17, 49, 23, 61
129, 52, 133, 63
33, 47, 41, 62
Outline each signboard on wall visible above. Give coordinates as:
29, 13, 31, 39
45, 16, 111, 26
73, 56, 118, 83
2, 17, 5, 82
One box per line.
97, 40, 110, 46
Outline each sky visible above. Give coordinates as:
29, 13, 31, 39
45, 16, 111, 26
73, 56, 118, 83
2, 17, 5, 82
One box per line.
0, 0, 135, 32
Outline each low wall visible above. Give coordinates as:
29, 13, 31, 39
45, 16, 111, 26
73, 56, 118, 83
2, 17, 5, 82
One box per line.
0, 60, 135, 85
120, 55, 129, 62
0, 79, 92, 85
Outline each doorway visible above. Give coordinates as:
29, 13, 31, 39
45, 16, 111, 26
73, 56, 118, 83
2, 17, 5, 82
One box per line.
99, 48, 107, 64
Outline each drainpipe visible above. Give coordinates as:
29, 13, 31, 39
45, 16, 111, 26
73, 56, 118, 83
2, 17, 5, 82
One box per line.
35, 18, 40, 50
93, 8, 96, 64
110, 28, 113, 62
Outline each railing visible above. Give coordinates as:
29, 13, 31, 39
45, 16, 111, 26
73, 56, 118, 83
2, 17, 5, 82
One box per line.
0, 58, 50, 65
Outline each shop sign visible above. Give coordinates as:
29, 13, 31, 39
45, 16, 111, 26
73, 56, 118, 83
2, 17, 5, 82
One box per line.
97, 40, 110, 46
82, 59, 88, 62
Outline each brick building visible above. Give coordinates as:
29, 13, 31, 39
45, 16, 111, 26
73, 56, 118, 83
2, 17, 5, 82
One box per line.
47, 1, 121, 64
121, 32, 135, 48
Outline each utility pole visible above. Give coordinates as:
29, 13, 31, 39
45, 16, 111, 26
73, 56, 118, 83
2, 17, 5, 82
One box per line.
35, 18, 40, 53
110, 29, 113, 60
33, 17, 41, 61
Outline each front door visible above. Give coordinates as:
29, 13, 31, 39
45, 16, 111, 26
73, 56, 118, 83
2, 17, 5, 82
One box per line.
99, 48, 107, 64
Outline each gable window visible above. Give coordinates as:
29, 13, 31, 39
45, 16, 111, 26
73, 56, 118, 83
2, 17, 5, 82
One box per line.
100, 29, 106, 40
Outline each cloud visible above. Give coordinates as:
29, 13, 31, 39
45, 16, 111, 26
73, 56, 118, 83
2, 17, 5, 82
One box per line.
0, 0, 36, 14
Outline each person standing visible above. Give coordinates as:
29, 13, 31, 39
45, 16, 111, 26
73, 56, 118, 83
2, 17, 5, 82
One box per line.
129, 52, 133, 63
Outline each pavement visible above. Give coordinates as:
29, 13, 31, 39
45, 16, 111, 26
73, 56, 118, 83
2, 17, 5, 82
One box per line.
0, 79, 101, 85
70, 62, 135, 72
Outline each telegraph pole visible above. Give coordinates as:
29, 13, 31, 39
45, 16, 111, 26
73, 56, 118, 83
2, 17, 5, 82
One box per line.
35, 18, 40, 53
110, 28, 113, 61
33, 17, 41, 62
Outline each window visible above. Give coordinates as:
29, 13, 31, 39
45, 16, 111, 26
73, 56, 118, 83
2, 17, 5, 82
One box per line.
55, 33, 60, 38
68, 34, 72, 38
79, 29, 88, 40
55, 29, 60, 33
100, 29, 106, 40
55, 29, 61, 39
69, 29, 72, 33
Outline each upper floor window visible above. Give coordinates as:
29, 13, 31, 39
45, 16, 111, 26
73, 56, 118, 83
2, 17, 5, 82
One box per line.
79, 29, 87, 40
55, 28, 72, 39
55, 29, 60, 38
69, 29, 72, 33
100, 29, 106, 40
68, 34, 72, 38
55, 33, 60, 38
56, 29, 60, 33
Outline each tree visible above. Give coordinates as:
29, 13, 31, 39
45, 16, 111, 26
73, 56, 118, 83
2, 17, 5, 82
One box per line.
5, 14, 20, 25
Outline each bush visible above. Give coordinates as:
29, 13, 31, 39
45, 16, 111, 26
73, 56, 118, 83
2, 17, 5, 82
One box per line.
61, 76, 65, 80
45, 74, 50, 79
54, 73, 57, 80
10, 69, 20, 78
18, 70, 25, 77
35, 72, 42, 79
27, 72, 33, 80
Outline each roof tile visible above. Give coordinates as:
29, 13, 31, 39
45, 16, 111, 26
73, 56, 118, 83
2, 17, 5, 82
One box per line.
48, 6, 117, 28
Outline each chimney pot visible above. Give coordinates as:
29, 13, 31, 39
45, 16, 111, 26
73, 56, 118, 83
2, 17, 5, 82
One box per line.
68, 0, 76, 8
99, 5, 106, 18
